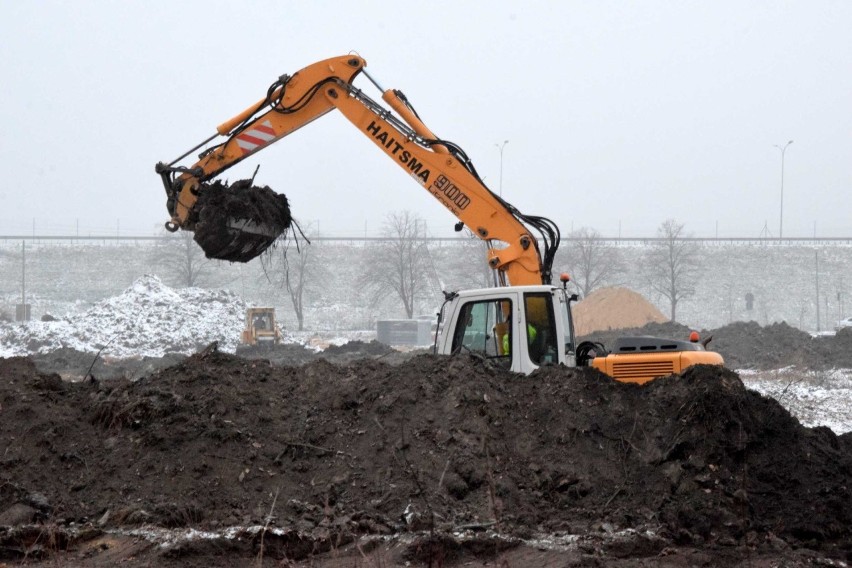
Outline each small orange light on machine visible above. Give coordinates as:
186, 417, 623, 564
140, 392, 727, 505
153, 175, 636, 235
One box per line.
689, 331, 700, 343
560, 273, 571, 283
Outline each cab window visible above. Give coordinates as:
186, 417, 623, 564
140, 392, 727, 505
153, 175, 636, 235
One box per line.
558, 292, 575, 357
524, 293, 558, 365
451, 299, 512, 363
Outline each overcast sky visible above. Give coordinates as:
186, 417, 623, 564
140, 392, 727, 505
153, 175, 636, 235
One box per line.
1, 1, 849, 239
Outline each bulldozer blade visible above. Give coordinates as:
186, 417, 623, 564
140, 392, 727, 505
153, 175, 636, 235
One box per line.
190, 179, 291, 262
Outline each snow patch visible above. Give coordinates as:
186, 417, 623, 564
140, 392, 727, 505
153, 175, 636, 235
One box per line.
740, 367, 852, 434
0, 275, 247, 358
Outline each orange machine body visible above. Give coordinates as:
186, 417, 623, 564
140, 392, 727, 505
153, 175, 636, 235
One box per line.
591, 336, 724, 384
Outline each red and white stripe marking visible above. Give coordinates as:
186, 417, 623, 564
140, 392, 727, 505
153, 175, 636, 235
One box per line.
236, 120, 276, 154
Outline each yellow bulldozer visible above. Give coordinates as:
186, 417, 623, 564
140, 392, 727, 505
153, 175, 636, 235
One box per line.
240, 307, 282, 346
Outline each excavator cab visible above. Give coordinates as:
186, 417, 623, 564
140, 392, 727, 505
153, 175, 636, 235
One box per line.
439, 285, 576, 374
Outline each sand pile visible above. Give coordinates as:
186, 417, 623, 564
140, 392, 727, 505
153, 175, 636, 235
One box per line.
573, 286, 667, 336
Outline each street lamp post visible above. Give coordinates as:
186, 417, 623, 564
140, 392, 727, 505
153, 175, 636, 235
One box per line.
495, 140, 509, 196
774, 140, 793, 240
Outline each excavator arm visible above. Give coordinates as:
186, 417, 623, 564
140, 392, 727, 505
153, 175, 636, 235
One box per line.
157, 55, 559, 286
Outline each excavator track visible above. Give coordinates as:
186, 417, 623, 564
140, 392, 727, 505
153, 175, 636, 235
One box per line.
190, 179, 291, 262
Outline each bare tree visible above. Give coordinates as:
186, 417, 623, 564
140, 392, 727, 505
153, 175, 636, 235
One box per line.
276, 228, 327, 331
151, 230, 211, 287
644, 219, 700, 322
361, 211, 432, 318
564, 227, 621, 298
442, 230, 494, 291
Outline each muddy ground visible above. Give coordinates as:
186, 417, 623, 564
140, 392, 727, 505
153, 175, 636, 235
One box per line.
2, 329, 852, 566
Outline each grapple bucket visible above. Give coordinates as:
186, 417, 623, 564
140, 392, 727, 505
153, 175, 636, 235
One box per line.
190, 179, 291, 262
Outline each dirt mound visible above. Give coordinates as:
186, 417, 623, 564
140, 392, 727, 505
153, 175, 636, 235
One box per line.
25, 341, 415, 382
28, 347, 186, 381
319, 339, 419, 365
825, 327, 852, 368
1, 353, 850, 564
322, 339, 394, 357
709, 321, 819, 369
234, 340, 411, 368
234, 341, 319, 366
574, 287, 668, 336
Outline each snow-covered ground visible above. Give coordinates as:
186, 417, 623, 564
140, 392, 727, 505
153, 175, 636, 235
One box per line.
0, 275, 248, 357
739, 367, 852, 434
0, 275, 379, 358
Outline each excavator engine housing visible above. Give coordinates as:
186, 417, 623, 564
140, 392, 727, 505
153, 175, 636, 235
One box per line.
591, 336, 724, 384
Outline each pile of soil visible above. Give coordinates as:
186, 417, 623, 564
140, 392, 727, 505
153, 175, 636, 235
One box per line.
825, 326, 852, 368
192, 179, 291, 262
29, 347, 186, 382
708, 321, 819, 369
236, 340, 418, 369
20, 341, 418, 382
573, 287, 668, 336
1, 352, 851, 565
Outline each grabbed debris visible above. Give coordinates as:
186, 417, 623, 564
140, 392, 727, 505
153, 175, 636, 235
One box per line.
189, 179, 291, 262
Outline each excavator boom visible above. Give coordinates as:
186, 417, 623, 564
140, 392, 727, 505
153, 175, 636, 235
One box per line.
156, 54, 725, 380
157, 55, 559, 285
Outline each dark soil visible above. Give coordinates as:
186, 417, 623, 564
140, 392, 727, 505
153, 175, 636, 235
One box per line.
28, 320, 850, 384
1, 345, 851, 566
191, 178, 291, 262
237, 339, 420, 369
29, 347, 186, 382
25, 340, 418, 382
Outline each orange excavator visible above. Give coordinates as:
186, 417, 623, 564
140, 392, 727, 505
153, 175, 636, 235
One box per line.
156, 54, 722, 382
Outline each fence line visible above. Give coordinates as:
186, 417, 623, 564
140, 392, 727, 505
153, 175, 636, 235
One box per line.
2, 235, 852, 247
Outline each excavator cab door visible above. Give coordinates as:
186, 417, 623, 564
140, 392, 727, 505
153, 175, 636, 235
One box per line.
556, 289, 577, 367
523, 292, 558, 366
450, 297, 514, 370
439, 286, 571, 374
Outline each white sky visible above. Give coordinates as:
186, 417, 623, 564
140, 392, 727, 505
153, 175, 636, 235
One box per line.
1, 1, 850, 238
